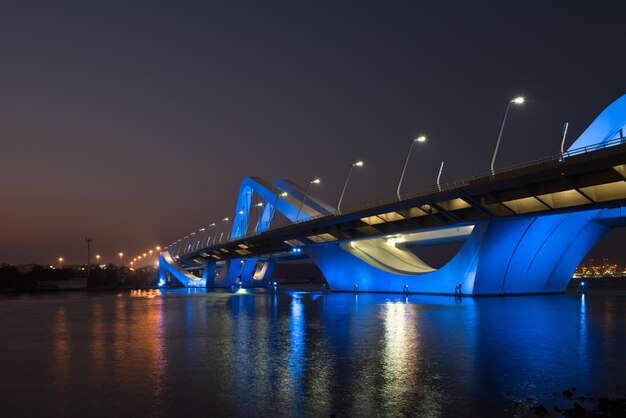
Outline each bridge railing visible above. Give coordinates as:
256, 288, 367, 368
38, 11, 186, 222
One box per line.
168, 136, 626, 253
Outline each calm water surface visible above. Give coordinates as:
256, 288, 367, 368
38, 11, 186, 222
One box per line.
0, 289, 624, 417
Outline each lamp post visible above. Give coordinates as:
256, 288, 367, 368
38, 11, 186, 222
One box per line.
118, 252, 124, 268
215, 217, 230, 244
296, 178, 320, 222
397, 136, 426, 200
268, 192, 288, 230
490, 96, 525, 175
250, 202, 264, 234
58, 257, 63, 270
196, 229, 205, 251
436, 161, 445, 191
236, 210, 245, 238
205, 223, 216, 246
337, 161, 364, 214
560, 122, 569, 158
95, 254, 100, 265
85, 237, 92, 278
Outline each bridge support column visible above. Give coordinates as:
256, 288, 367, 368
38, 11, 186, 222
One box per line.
214, 258, 244, 287
239, 260, 276, 287
240, 259, 258, 287
158, 251, 206, 287
306, 209, 615, 295
202, 260, 216, 288
254, 260, 276, 287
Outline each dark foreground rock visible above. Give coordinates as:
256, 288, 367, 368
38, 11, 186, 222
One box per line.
560, 397, 626, 417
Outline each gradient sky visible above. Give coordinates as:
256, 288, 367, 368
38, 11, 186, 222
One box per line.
1, 0, 626, 265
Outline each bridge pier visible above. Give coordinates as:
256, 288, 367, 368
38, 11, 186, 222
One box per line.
158, 251, 206, 287
212, 258, 243, 287
201, 260, 216, 287
239, 259, 257, 287
306, 209, 620, 295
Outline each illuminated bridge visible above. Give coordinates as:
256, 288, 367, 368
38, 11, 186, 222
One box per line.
157, 95, 626, 295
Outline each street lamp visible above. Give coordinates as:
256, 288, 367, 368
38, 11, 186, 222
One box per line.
250, 202, 264, 234
118, 252, 124, 268
268, 191, 288, 230
337, 161, 364, 214
490, 96, 525, 175
235, 210, 246, 238
296, 178, 321, 222
85, 237, 92, 278
95, 254, 101, 265
58, 257, 63, 269
205, 223, 216, 246
397, 136, 427, 199
215, 217, 230, 244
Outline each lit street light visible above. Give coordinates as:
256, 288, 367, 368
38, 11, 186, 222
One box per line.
250, 202, 264, 235
397, 136, 427, 200
296, 178, 321, 222
337, 161, 364, 214
95, 254, 101, 265
490, 96, 525, 175
268, 191, 288, 230
58, 257, 64, 269
215, 217, 230, 244
118, 252, 124, 268
204, 223, 216, 246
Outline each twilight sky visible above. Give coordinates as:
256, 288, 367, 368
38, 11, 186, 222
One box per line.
1, 0, 626, 265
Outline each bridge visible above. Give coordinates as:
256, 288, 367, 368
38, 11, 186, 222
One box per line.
155, 95, 626, 295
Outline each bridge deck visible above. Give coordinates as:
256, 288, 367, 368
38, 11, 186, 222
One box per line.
181, 142, 626, 264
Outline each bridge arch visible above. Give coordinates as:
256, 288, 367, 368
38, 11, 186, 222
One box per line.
230, 177, 334, 240
567, 94, 626, 150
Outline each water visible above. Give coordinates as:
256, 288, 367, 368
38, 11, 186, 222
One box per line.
0, 289, 624, 417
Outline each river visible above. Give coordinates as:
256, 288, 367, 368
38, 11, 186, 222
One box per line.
0, 288, 624, 417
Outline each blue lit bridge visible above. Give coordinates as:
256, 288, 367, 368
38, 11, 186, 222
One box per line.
153, 95, 626, 295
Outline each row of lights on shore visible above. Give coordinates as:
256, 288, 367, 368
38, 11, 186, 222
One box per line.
157, 96, 527, 257
56, 246, 162, 269
130, 246, 162, 268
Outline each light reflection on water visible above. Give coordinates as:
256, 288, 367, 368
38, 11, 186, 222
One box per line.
0, 290, 624, 417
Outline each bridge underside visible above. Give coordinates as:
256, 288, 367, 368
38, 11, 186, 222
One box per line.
160, 207, 625, 295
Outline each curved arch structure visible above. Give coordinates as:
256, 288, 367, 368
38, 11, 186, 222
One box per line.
158, 250, 207, 287
568, 94, 626, 150
230, 176, 334, 240
160, 94, 626, 295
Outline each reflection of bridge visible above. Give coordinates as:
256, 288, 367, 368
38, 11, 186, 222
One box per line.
159, 95, 626, 295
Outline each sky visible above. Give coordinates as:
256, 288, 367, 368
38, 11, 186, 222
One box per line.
1, 0, 626, 265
